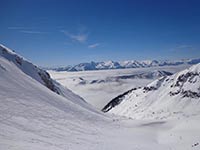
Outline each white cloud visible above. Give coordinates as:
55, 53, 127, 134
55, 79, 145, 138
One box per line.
170, 44, 194, 51
8, 27, 26, 30
8, 27, 46, 34
88, 43, 100, 48
20, 30, 46, 34
8, 27, 33, 30
176, 45, 193, 49
61, 30, 88, 43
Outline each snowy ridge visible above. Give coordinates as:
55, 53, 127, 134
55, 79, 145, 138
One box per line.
0, 49, 109, 150
0, 44, 96, 111
103, 63, 200, 120
0, 44, 60, 94
48, 58, 200, 72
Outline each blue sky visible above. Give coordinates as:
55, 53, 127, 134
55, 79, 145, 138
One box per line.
0, 0, 200, 67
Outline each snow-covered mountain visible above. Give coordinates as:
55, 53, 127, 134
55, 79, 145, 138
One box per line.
113, 70, 173, 80
49, 58, 200, 72
102, 63, 200, 120
1, 44, 200, 150
0, 44, 112, 149
0, 44, 96, 111
0, 44, 175, 150
49, 65, 183, 110
73, 70, 173, 85
0, 44, 62, 93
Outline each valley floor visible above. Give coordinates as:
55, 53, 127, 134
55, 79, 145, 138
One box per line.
48, 65, 189, 109
1, 113, 200, 150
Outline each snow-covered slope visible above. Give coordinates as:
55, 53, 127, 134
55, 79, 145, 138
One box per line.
0, 47, 110, 149
0, 44, 61, 94
1, 44, 200, 150
0, 45, 166, 150
103, 63, 200, 120
0, 44, 172, 150
0, 44, 95, 110
48, 58, 200, 71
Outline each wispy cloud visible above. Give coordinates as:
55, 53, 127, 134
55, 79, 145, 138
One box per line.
20, 30, 46, 34
8, 26, 33, 30
8, 26, 46, 34
61, 30, 88, 43
170, 44, 194, 51
176, 45, 193, 49
88, 43, 100, 48
8, 27, 25, 30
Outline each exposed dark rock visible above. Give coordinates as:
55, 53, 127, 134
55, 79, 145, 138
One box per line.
90, 79, 105, 84
192, 142, 199, 147
38, 71, 60, 95
1, 48, 8, 55
169, 72, 200, 98
174, 72, 199, 87
102, 88, 137, 112
143, 86, 157, 92
170, 89, 200, 98
169, 90, 181, 96
182, 90, 200, 98
15, 56, 22, 66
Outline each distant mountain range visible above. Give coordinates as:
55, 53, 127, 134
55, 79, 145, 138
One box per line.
73, 70, 173, 86
46, 59, 200, 72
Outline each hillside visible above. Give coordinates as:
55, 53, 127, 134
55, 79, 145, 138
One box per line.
0, 44, 96, 111
103, 63, 200, 120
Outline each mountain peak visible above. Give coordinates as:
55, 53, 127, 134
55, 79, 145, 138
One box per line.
49, 58, 200, 72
